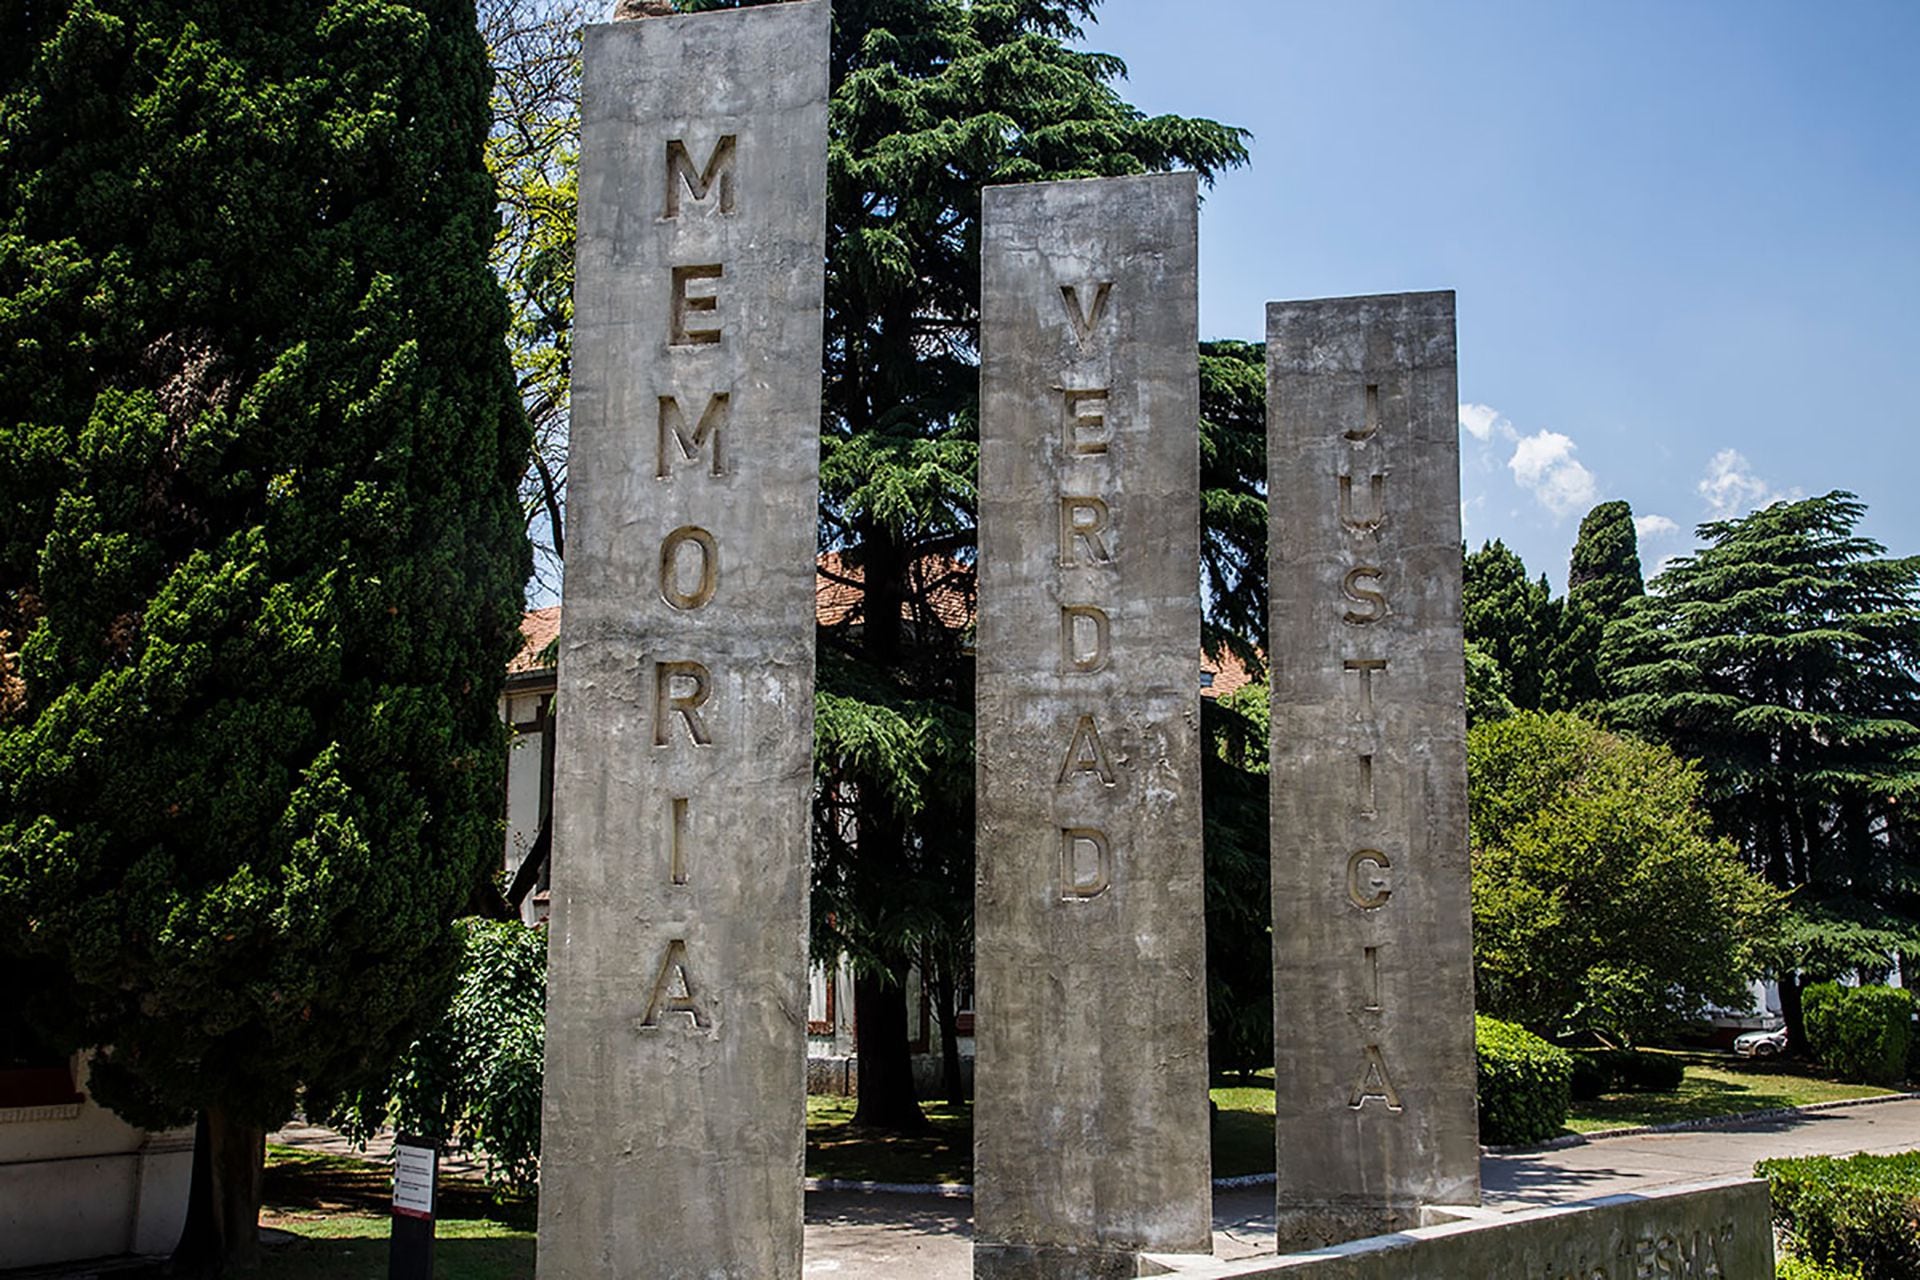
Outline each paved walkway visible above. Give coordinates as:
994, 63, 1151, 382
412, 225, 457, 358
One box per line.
799, 1099, 1920, 1278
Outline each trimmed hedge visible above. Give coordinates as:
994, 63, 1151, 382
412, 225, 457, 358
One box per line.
1476, 1015, 1573, 1146
1803, 983, 1914, 1087
1759, 1151, 1920, 1280
1569, 1048, 1686, 1099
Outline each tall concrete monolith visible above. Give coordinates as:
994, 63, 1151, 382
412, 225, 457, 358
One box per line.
1265, 292, 1480, 1251
536, 5, 828, 1277
975, 172, 1213, 1279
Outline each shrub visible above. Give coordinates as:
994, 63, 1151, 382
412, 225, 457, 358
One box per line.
1802, 983, 1914, 1086
1568, 1048, 1686, 1098
1759, 1151, 1920, 1280
1776, 1259, 1863, 1280
1476, 1015, 1573, 1146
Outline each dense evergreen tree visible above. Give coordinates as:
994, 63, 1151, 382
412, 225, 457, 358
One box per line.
1603, 494, 1920, 1041
1463, 539, 1563, 711
1567, 499, 1645, 622
0, 2, 529, 1268
1469, 713, 1781, 1044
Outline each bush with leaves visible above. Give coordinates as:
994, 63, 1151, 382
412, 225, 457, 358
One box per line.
1470, 712, 1783, 1043
1801, 982, 1914, 1087
338, 919, 547, 1195
1761, 1151, 1920, 1280
1475, 1015, 1573, 1147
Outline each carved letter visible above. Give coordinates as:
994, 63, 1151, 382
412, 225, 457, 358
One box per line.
1059, 281, 1114, 345
1059, 496, 1113, 566
1343, 566, 1387, 624
1347, 1044, 1403, 1110
1346, 849, 1392, 910
670, 264, 723, 345
657, 392, 729, 477
1058, 713, 1116, 785
639, 939, 707, 1028
1060, 605, 1111, 673
1363, 945, 1383, 1012
1343, 658, 1388, 719
1060, 828, 1112, 900
670, 796, 689, 885
660, 525, 719, 611
1339, 473, 1385, 533
1062, 388, 1111, 455
1345, 382, 1381, 442
654, 661, 713, 747
664, 135, 737, 217
1357, 752, 1377, 815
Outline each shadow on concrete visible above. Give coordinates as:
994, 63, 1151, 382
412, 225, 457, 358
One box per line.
1482, 1154, 1632, 1207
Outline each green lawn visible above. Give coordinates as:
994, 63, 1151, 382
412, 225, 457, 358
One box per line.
1564, 1051, 1896, 1134
805, 1094, 973, 1184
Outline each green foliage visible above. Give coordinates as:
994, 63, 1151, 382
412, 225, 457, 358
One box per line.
1602, 493, 1920, 978
1198, 339, 1268, 674
0, 0, 530, 1133
1469, 712, 1783, 1043
338, 920, 546, 1195
1760, 1151, 1920, 1280
1570, 1048, 1686, 1099
1801, 982, 1914, 1087
1776, 1258, 1864, 1280
1464, 638, 1515, 727
1475, 1015, 1573, 1146
1464, 539, 1565, 712
1202, 696, 1271, 1077
1568, 500, 1646, 622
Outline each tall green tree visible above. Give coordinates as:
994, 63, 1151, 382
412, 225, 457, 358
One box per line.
1603, 493, 1920, 1040
1470, 713, 1782, 1044
682, 0, 1249, 1129
0, 2, 529, 1269
1567, 499, 1645, 621
1463, 539, 1563, 711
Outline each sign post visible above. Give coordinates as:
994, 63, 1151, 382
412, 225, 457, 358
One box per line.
389, 1135, 437, 1280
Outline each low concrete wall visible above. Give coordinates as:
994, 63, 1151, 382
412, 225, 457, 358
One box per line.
0, 1058, 193, 1268
1148, 1179, 1772, 1279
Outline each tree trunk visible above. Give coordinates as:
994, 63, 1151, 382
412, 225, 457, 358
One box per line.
1779, 972, 1806, 1056
931, 944, 966, 1107
171, 1107, 265, 1275
851, 966, 927, 1132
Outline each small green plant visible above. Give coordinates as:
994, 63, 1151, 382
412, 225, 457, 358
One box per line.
1475, 1015, 1573, 1146
1759, 1151, 1920, 1280
1802, 983, 1914, 1087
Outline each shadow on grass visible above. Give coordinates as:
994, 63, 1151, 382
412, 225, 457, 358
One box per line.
264, 1146, 536, 1230
805, 1098, 973, 1184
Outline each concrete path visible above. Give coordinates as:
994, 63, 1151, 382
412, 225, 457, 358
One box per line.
801, 1099, 1920, 1278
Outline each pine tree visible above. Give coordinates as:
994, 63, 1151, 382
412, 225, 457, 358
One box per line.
0, 2, 528, 1268
1603, 493, 1920, 1041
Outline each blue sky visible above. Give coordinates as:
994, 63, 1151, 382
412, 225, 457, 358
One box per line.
1078, 0, 1920, 589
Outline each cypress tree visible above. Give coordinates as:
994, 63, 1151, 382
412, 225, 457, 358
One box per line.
1567, 498, 1645, 622
0, 2, 529, 1268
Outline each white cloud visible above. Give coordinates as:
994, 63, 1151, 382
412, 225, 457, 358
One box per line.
1634, 514, 1681, 540
1458, 402, 1508, 442
1507, 429, 1599, 517
1697, 449, 1782, 518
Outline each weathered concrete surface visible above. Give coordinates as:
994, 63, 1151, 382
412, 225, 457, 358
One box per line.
975, 173, 1212, 1277
1266, 293, 1479, 1250
1153, 1180, 1772, 1279
538, 5, 828, 1278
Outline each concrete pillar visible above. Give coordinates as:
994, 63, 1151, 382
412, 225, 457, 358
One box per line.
1265, 292, 1481, 1251
537, 5, 829, 1277
975, 172, 1213, 1279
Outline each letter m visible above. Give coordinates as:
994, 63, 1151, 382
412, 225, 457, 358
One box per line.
665, 136, 737, 217
658, 392, 730, 478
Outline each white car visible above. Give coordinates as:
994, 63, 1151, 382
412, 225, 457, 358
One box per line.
1733, 1027, 1789, 1058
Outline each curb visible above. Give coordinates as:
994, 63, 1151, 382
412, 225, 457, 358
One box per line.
1483, 1089, 1920, 1154
806, 1172, 1284, 1196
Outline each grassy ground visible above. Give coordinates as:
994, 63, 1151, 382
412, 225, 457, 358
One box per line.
1564, 1050, 1896, 1134
261, 1146, 534, 1279
805, 1094, 973, 1184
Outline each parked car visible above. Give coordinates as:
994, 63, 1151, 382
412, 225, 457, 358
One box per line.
1733, 1026, 1789, 1058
